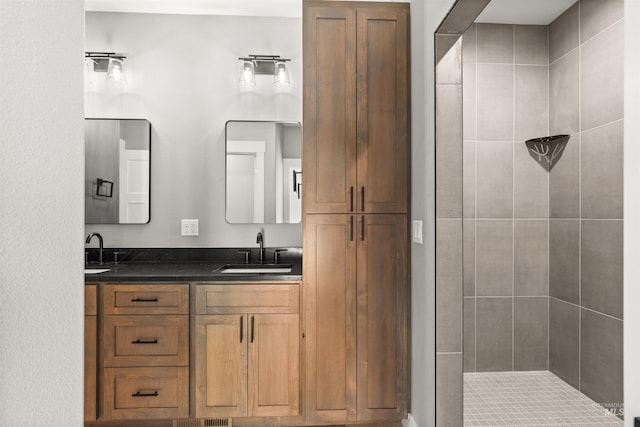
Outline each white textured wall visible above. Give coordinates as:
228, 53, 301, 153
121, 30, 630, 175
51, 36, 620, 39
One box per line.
406, 1, 456, 426
0, 1, 85, 426
84, 12, 302, 248
625, 1, 640, 424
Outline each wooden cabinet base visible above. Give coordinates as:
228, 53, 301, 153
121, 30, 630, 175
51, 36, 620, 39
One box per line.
86, 420, 403, 427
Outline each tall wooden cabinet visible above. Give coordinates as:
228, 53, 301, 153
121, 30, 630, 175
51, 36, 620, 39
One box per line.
303, 0, 410, 423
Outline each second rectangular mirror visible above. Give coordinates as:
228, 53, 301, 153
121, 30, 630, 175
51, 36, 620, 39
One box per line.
225, 120, 302, 224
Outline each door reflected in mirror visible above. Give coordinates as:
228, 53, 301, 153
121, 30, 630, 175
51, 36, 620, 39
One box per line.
85, 119, 151, 224
225, 121, 301, 224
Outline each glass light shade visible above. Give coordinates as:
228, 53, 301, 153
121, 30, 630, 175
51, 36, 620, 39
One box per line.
239, 61, 256, 85
273, 61, 290, 87
106, 57, 127, 84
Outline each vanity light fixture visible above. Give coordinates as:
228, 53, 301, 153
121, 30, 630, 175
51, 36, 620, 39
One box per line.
85, 52, 128, 84
238, 55, 291, 87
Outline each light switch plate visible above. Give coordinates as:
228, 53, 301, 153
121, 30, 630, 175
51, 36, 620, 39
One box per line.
181, 219, 199, 236
412, 220, 423, 244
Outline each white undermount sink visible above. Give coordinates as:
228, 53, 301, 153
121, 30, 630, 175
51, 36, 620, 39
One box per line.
217, 264, 293, 274
84, 268, 111, 274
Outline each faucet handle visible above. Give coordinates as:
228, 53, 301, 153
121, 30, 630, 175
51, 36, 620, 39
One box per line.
237, 250, 251, 264
274, 249, 288, 264
113, 251, 128, 265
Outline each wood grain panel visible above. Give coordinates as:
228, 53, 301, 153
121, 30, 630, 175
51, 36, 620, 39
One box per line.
85, 284, 97, 315
85, 315, 97, 421
102, 367, 188, 420
357, 214, 408, 420
303, 4, 357, 214
303, 214, 356, 422
249, 314, 300, 417
195, 284, 299, 314
194, 315, 248, 418
103, 284, 189, 315
356, 7, 409, 214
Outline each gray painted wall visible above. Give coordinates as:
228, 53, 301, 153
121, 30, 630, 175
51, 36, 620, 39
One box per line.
84, 12, 302, 247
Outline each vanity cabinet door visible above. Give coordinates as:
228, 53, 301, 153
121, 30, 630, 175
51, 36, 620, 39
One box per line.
356, 7, 409, 214
303, 4, 357, 214
356, 214, 409, 420
303, 214, 357, 422
85, 285, 98, 422
195, 315, 248, 418
248, 314, 300, 417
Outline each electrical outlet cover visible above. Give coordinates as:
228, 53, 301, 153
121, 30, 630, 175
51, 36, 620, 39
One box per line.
412, 220, 423, 244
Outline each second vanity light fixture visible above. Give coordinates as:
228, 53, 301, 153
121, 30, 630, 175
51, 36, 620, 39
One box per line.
85, 52, 128, 84
238, 54, 291, 87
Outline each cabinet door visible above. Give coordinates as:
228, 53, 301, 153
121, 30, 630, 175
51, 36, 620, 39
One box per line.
356, 7, 409, 214
356, 214, 409, 419
303, 4, 357, 214
303, 214, 357, 422
195, 315, 247, 417
248, 314, 300, 417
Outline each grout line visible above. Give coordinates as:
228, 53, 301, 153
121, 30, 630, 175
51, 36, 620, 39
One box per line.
511, 23, 515, 372
581, 117, 625, 134
473, 22, 478, 375
579, 16, 624, 46
547, 22, 551, 372
549, 296, 624, 323
577, 0, 582, 392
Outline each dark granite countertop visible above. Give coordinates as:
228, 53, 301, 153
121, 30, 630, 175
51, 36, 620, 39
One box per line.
84, 247, 302, 283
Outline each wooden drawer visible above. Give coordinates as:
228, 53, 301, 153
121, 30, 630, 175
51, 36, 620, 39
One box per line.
103, 284, 189, 315
103, 367, 188, 420
195, 283, 300, 314
103, 315, 188, 367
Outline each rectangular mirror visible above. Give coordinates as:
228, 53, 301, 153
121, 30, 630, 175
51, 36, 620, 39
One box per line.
85, 118, 151, 224
225, 120, 302, 224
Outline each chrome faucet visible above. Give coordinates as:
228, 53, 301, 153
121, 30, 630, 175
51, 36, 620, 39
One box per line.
85, 233, 104, 265
256, 231, 264, 264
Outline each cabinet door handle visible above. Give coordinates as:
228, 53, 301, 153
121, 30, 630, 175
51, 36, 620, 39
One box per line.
132, 391, 158, 397
131, 297, 158, 303
240, 316, 244, 343
251, 315, 255, 343
361, 216, 365, 241
350, 186, 354, 212
361, 187, 365, 211
131, 339, 158, 344
350, 216, 354, 241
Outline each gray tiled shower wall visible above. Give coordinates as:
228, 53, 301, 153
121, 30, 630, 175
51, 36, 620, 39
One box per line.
460, 0, 624, 409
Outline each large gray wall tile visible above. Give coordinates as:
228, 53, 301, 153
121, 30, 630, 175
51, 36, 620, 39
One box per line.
514, 220, 548, 296
464, 298, 476, 372
514, 297, 548, 371
436, 84, 463, 218
581, 220, 623, 319
477, 64, 514, 141
515, 65, 549, 142
463, 23, 477, 64
549, 298, 580, 388
581, 120, 624, 219
514, 143, 549, 219
581, 20, 624, 131
580, 0, 624, 43
476, 141, 513, 218
436, 219, 463, 353
581, 309, 623, 406
436, 353, 463, 427
515, 25, 548, 65
477, 23, 513, 64
463, 62, 476, 140
549, 135, 580, 218
549, 220, 580, 304
549, 2, 579, 63
476, 220, 513, 296
463, 219, 475, 296
436, 36, 462, 85
463, 140, 476, 217
549, 49, 579, 135
476, 297, 513, 371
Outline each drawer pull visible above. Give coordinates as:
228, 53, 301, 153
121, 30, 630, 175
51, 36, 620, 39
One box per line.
131, 339, 159, 344
240, 316, 244, 343
251, 316, 255, 343
132, 390, 158, 397
131, 297, 158, 303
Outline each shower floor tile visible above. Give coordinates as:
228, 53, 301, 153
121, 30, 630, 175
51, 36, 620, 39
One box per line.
464, 371, 623, 426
